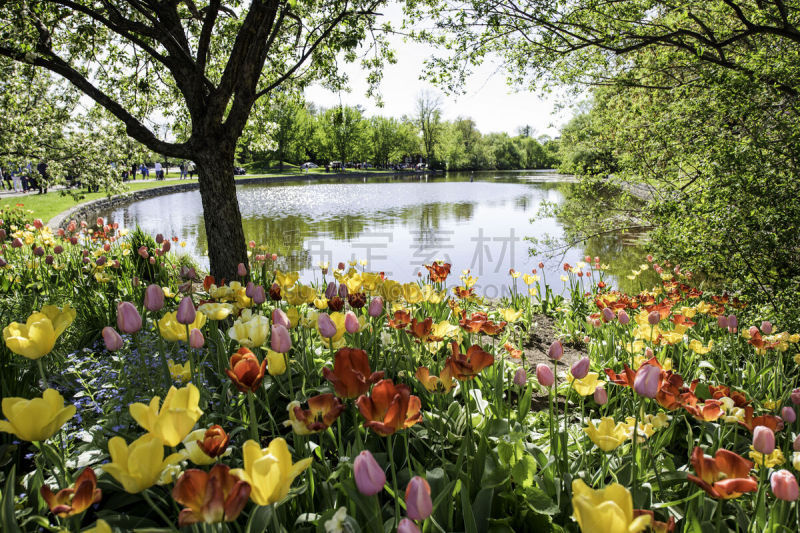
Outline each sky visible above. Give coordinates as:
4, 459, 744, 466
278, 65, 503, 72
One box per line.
304, 4, 572, 138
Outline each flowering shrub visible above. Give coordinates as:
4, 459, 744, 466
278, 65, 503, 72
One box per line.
0, 216, 799, 532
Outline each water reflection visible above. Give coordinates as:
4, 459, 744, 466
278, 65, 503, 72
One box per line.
98, 170, 654, 295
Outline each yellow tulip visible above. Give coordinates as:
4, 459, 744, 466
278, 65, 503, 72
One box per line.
313, 297, 329, 310
285, 284, 315, 306
275, 270, 300, 289
572, 479, 651, 533
228, 313, 269, 348
361, 272, 382, 292
286, 307, 299, 329
267, 349, 287, 376
379, 280, 403, 302
0, 388, 75, 441
180, 428, 223, 466
158, 311, 207, 342
403, 283, 424, 304
498, 308, 523, 322
40, 303, 76, 336
84, 519, 112, 533
522, 273, 539, 285
3, 312, 57, 359
688, 339, 713, 354
129, 384, 204, 446
567, 372, 603, 396
345, 274, 363, 294
167, 359, 191, 383
583, 417, 630, 452
231, 438, 312, 506
103, 434, 183, 493
198, 302, 234, 321
421, 284, 446, 304
749, 447, 785, 469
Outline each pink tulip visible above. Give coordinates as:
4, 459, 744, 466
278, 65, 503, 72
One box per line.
0, 258, 7, 268
793, 435, 800, 452
0, 228, 5, 241
12, 237, 22, 248
237, 263, 247, 277
116, 302, 142, 334
144, 284, 164, 312
272, 309, 290, 329
513, 368, 527, 387
618, 310, 630, 325
594, 386, 608, 405
245, 282, 255, 298
155, 233, 164, 244
645, 347, 654, 359
270, 325, 291, 353
344, 311, 360, 334
102, 327, 123, 351
149, 256, 156, 265
398, 519, 421, 533
633, 364, 660, 398
761, 321, 773, 335
536, 364, 554, 387
189, 328, 205, 349
137, 245, 149, 259
647, 311, 660, 326
771, 470, 799, 501
748, 326, 759, 338
176, 296, 196, 325
318, 313, 337, 338
727, 314, 738, 333
368, 297, 384, 318
791, 388, 800, 405
252, 285, 266, 305
571, 357, 590, 380
405, 476, 432, 521
547, 341, 563, 361
717, 315, 729, 329
753, 426, 775, 455
353, 450, 385, 496
781, 406, 796, 424
601, 307, 614, 322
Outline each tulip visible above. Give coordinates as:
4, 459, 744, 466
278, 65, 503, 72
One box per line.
0, 257, 6, 268
177, 296, 197, 325
536, 364, 554, 387
792, 388, 800, 405
445, 342, 494, 380
103, 434, 182, 493
647, 310, 660, 325
513, 367, 527, 387
12, 237, 22, 248
230, 438, 312, 506
761, 320, 773, 334
748, 325, 759, 338
0, 228, 5, 240
196, 425, 230, 459
54, 245, 63, 254
753, 426, 775, 455
338, 283, 348, 299
548, 340, 563, 361
325, 281, 337, 299
33, 246, 44, 257
727, 314, 738, 332
344, 311, 360, 333
398, 518, 421, 533
162, 240, 171, 253
144, 284, 164, 312
644, 347, 654, 358
198, 302, 234, 321
633, 364, 660, 398
116, 301, 142, 334
353, 450, 385, 496
45, 255, 54, 265
794, 434, 800, 452
601, 307, 614, 322
181, 428, 221, 466
318, 313, 337, 338
323, 347, 384, 398
40, 468, 102, 518
245, 281, 255, 298
771, 470, 799, 501
270, 324, 291, 353
266, 349, 287, 376
357, 379, 422, 436
3, 313, 57, 359
189, 328, 205, 349
583, 417, 630, 452
237, 263, 247, 277
0, 388, 76, 441
226, 347, 268, 393
717, 315, 729, 329
571, 479, 651, 532
368, 296, 384, 317
594, 386, 608, 405
284, 394, 344, 435
102, 327, 123, 351
173, 464, 251, 526
272, 308, 289, 328
156, 233, 164, 244
159, 311, 207, 342
405, 476, 432, 521
571, 357, 590, 380
252, 285, 266, 304
129, 384, 204, 446
618, 310, 629, 325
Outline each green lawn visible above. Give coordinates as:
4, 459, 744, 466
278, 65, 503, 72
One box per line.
1, 168, 406, 222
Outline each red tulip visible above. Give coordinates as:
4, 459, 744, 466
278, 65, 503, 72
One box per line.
172, 464, 250, 526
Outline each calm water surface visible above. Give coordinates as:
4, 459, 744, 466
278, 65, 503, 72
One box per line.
98, 170, 651, 295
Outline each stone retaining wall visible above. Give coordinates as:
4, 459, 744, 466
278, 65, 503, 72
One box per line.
47, 170, 441, 229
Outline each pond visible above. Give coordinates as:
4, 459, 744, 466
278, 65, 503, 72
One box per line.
97, 170, 654, 296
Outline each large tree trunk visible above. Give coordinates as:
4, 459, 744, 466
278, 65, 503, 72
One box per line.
195, 148, 249, 281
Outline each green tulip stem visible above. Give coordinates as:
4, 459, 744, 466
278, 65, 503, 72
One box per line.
387, 434, 401, 529
247, 392, 259, 442
36, 358, 47, 388
142, 490, 178, 532
154, 314, 172, 390
185, 324, 197, 386
631, 396, 641, 507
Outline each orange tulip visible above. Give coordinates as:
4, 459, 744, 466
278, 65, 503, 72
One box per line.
357, 379, 422, 436
286, 393, 344, 434
172, 464, 250, 526
387, 310, 411, 329
409, 317, 433, 340
323, 347, 384, 399
682, 398, 724, 422
738, 406, 783, 433
708, 385, 749, 407
444, 342, 494, 380
225, 347, 267, 393
424, 262, 451, 283
416, 366, 455, 393
687, 447, 758, 499
40, 468, 101, 518
196, 425, 230, 459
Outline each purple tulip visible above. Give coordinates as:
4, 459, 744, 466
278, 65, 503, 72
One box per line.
162, 240, 171, 253
45, 255, 54, 265
176, 296, 196, 325
717, 315, 729, 329
547, 341, 563, 361
325, 282, 337, 299
12, 238, 22, 248
536, 364, 554, 387
318, 313, 337, 338
245, 281, 255, 298
353, 450, 385, 496
0, 228, 5, 241
368, 297, 384, 318
594, 386, 608, 405
189, 328, 205, 349
344, 311, 360, 334
647, 311, 660, 326
781, 406, 796, 424
398, 519, 421, 533
513, 367, 527, 387
338, 283, 348, 299
144, 284, 164, 312
601, 307, 614, 322
102, 327, 123, 351
761, 321, 773, 335
252, 285, 266, 305
155, 233, 164, 244
33, 246, 45, 257
791, 388, 800, 405
571, 357, 590, 380
793, 434, 800, 452
116, 302, 142, 334
405, 476, 432, 521
237, 262, 247, 277
272, 309, 290, 329
753, 426, 776, 455
270, 324, 291, 353
633, 364, 660, 398
618, 310, 630, 325
727, 314, 738, 333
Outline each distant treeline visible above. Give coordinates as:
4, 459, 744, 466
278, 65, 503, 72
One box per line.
235, 91, 560, 171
